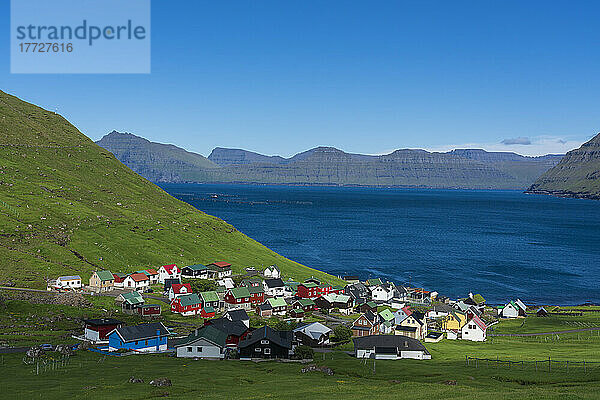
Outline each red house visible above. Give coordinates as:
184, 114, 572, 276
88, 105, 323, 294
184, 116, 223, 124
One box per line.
83, 318, 123, 342
170, 293, 202, 316
137, 304, 161, 318
224, 287, 252, 310
248, 286, 265, 306
204, 317, 251, 346
317, 283, 333, 296
297, 282, 319, 299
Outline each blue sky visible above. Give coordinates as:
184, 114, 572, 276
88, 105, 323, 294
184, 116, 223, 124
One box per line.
2, 0, 599, 157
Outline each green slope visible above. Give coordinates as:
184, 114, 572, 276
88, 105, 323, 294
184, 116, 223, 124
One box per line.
526, 133, 600, 199
0, 90, 340, 288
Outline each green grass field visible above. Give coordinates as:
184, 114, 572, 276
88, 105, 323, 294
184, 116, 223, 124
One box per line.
2, 293, 600, 399
2, 340, 600, 400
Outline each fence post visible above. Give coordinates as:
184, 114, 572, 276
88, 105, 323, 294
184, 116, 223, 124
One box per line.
566, 361, 569, 372
465, 355, 468, 366
535, 361, 537, 372
548, 357, 551, 373
584, 361, 586, 373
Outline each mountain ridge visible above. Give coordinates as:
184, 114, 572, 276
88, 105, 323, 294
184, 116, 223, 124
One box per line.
526, 133, 600, 200
98, 131, 564, 189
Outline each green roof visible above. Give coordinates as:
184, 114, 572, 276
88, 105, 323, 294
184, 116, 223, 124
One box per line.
301, 282, 318, 288
200, 291, 219, 303
379, 308, 395, 322
248, 286, 264, 294
95, 270, 114, 281
230, 287, 251, 299
178, 293, 201, 307
267, 297, 287, 308
216, 285, 226, 293
203, 306, 215, 314
291, 308, 304, 314
178, 325, 226, 348
185, 264, 208, 271
366, 278, 383, 286
121, 291, 144, 305
296, 299, 315, 306
241, 278, 262, 286
472, 294, 485, 305
366, 301, 377, 308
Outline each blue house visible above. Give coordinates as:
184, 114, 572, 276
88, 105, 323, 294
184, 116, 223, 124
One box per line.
107, 322, 170, 352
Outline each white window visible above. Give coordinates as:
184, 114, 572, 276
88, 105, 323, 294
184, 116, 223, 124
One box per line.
261, 340, 269, 344
196, 346, 203, 353
255, 347, 261, 352
187, 347, 192, 352
264, 348, 271, 355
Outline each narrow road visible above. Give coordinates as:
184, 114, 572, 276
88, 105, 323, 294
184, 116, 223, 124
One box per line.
491, 327, 600, 337
143, 294, 170, 304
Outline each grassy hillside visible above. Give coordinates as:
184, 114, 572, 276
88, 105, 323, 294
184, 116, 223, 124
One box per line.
527, 133, 600, 199
0, 90, 341, 288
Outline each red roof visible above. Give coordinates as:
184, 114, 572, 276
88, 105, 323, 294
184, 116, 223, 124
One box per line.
145, 268, 158, 275
129, 273, 149, 282
401, 305, 413, 317
162, 264, 177, 273
211, 261, 231, 268
471, 315, 487, 331
171, 283, 192, 294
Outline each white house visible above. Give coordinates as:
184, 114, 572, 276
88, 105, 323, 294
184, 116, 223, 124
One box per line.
263, 265, 281, 279
122, 273, 150, 292
263, 278, 285, 298
370, 283, 395, 303
461, 315, 487, 341
353, 335, 431, 360
499, 300, 526, 318
217, 277, 235, 290
175, 326, 227, 359
168, 283, 193, 302
48, 275, 82, 290
158, 264, 180, 284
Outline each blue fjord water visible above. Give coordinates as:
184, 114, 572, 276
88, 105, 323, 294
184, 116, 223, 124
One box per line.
161, 184, 600, 305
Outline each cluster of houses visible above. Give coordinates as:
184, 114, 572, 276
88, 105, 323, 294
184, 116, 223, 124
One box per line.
56, 261, 539, 361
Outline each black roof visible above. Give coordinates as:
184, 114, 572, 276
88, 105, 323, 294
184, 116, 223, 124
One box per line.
264, 278, 284, 288
343, 276, 359, 280
163, 278, 181, 290
83, 318, 122, 326
112, 322, 169, 342
258, 303, 272, 311
238, 326, 292, 350
353, 335, 430, 354
395, 325, 417, 332
206, 318, 249, 337
225, 309, 249, 321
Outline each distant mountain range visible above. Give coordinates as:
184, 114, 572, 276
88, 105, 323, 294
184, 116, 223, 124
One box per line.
527, 133, 600, 200
97, 131, 565, 190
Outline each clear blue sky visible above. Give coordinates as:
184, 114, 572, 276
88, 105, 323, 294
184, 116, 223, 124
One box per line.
2, 0, 599, 156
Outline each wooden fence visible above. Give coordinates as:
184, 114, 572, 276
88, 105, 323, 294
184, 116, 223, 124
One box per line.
465, 356, 600, 373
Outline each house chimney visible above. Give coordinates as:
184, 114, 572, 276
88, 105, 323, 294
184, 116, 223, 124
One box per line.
156, 329, 161, 337
469, 292, 473, 299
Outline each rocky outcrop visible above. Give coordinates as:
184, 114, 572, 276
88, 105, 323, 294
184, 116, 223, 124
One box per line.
526, 133, 600, 199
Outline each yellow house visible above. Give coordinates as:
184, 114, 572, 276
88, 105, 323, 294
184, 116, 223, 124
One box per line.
89, 270, 114, 293
441, 310, 467, 331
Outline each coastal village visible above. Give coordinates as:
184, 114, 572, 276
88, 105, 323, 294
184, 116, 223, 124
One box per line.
42, 261, 534, 361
